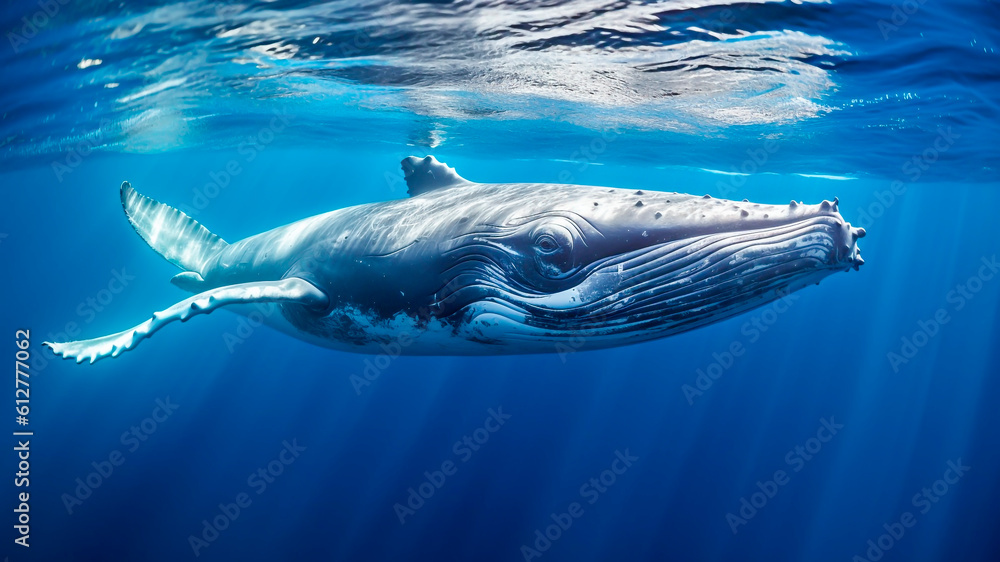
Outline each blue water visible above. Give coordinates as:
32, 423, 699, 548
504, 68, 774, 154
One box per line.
1, 1, 999, 561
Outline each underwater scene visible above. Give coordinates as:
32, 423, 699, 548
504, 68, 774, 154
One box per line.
1, 0, 998, 560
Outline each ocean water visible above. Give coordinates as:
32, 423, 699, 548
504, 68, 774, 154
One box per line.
1, 1, 999, 561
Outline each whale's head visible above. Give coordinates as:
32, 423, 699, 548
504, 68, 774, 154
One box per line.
434, 185, 865, 350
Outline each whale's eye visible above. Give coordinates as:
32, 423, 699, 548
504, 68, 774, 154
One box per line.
531, 225, 576, 279
536, 234, 558, 254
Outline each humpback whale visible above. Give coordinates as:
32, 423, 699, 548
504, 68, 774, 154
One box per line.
45, 156, 865, 363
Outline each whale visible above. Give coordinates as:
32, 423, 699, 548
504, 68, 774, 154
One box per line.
44, 155, 865, 363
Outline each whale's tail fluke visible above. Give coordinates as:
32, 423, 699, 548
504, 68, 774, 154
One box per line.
119, 181, 227, 277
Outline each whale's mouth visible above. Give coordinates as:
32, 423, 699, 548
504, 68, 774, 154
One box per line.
515, 215, 865, 338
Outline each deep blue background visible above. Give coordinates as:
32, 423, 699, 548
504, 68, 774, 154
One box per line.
1, 147, 999, 561
1, 0, 999, 560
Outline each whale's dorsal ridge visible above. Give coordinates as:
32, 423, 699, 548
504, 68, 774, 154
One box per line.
401, 155, 470, 197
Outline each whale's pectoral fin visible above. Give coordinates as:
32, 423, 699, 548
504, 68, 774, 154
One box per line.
43, 278, 328, 364
401, 155, 470, 196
